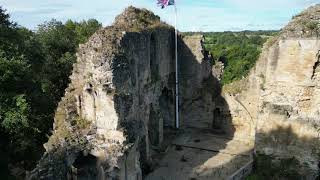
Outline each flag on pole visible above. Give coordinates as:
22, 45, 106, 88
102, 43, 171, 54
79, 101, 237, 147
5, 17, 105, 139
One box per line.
156, 0, 179, 129
157, 0, 175, 9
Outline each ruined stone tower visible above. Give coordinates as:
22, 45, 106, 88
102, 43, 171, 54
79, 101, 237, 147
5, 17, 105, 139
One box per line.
28, 6, 223, 180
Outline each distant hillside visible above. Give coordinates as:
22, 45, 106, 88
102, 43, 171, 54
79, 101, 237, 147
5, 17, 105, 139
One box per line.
183, 31, 278, 84
182, 30, 279, 37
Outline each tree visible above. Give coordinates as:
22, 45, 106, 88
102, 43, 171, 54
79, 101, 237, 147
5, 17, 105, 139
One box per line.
36, 19, 101, 103
203, 31, 268, 85
75, 19, 102, 43
0, 7, 102, 178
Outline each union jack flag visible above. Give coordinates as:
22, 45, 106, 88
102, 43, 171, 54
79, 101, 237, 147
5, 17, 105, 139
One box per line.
157, 0, 175, 9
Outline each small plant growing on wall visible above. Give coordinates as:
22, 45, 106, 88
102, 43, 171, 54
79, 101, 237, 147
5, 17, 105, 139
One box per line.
247, 153, 303, 180
258, 73, 266, 91
306, 21, 319, 36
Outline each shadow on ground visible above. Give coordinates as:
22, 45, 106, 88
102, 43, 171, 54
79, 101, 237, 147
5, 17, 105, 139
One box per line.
144, 35, 253, 180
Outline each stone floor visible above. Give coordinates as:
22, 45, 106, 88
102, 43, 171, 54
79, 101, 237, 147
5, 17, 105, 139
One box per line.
145, 128, 253, 180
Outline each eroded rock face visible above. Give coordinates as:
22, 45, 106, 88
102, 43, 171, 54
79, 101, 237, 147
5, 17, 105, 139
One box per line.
28, 7, 219, 180
223, 4, 320, 178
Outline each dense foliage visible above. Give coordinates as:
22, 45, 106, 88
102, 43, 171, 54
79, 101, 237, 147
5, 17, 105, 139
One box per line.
0, 7, 101, 178
203, 31, 277, 85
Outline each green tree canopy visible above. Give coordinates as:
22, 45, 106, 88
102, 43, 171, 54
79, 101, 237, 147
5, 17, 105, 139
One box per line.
203, 31, 275, 84
0, 6, 102, 178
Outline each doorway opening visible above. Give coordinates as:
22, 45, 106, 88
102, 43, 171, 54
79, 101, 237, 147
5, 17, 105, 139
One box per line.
73, 153, 98, 179
212, 108, 222, 130
159, 87, 174, 128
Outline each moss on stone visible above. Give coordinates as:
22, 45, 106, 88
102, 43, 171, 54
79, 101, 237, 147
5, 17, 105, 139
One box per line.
222, 78, 249, 95
258, 73, 266, 91
75, 117, 91, 129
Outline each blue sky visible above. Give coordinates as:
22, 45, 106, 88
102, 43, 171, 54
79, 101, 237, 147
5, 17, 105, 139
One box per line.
0, 0, 319, 32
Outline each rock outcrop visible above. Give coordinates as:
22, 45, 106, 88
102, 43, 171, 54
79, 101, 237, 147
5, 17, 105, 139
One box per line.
28, 6, 221, 180
223, 4, 320, 178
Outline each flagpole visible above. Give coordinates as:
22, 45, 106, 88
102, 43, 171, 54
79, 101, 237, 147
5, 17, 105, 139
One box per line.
174, 1, 179, 129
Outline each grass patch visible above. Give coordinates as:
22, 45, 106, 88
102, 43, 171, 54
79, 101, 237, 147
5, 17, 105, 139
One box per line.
246, 153, 304, 180
222, 78, 249, 95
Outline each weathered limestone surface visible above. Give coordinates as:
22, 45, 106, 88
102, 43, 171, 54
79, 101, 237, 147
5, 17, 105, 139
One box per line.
222, 4, 320, 178
27, 7, 220, 180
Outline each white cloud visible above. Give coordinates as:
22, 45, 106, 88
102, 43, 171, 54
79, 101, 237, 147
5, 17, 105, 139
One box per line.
0, 0, 318, 31
224, 0, 319, 9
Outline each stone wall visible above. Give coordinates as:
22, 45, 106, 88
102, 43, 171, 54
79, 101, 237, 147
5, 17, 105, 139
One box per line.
178, 35, 219, 129
222, 4, 320, 178
254, 38, 320, 177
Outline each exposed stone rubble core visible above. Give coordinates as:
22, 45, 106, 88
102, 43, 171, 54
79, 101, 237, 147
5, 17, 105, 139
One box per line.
223, 4, 320, 178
